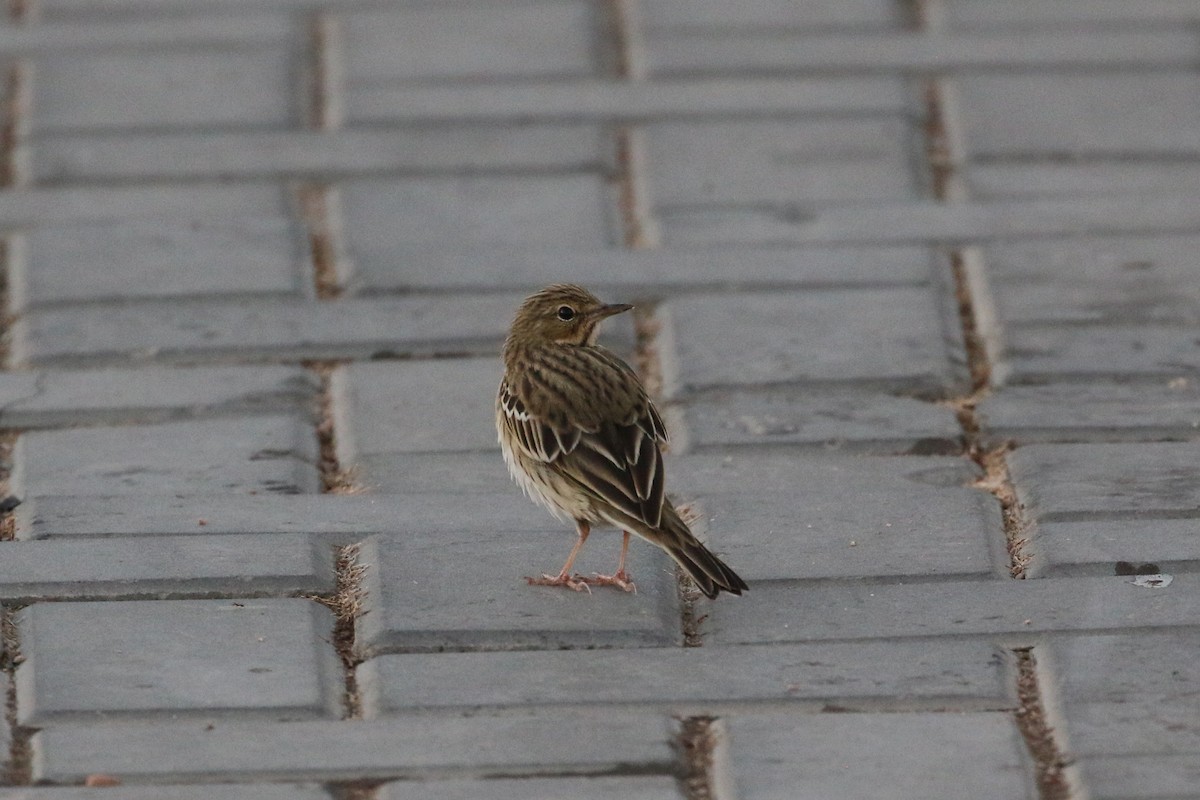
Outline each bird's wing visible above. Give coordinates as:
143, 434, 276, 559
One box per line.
499, 346, 669, 528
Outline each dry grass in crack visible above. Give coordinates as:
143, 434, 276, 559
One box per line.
306, 361, 363, 495
310, 544, 367, 664
0, 432, 17, 541
632, 306, 664, 411
923, 81, 956, 201
950, 251, 991, 392
677, 716, 718, 800
1014, 648, 1071, 800
307, 545, 367, 718
972, 445, 1032, 578
1, 609, 31, 785
329, 780, 384, 800
298, 186, 343, 300
0, 63, 29, 189
675, 502, 705, 647
614, 127, 654, 250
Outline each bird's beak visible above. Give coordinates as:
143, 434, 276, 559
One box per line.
590, 303, 634, 320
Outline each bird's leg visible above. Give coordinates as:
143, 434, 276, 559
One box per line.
581, 530, 637, 593
525, 520, 591, 593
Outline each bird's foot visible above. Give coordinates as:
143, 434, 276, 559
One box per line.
525, 572, 592, 593
579, 570, 637, 593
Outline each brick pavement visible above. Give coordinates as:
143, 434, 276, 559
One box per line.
0, 1, 1197, 798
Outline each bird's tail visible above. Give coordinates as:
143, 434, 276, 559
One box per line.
657, 504, 748, 599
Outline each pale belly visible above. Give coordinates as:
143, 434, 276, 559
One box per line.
497, 408, 597, 524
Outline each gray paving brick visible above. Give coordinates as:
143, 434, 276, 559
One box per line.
0, 786, 332, 800
32, 713, 676, 783
0, 365, 316, 428
359, 639, 1009, 716
721, 711, 1030, 800
347, 78, 909, 124
678, 388, 962, 453
38, 0, 303, 13
378, 777, 682, 800
341, 175, 616, 254
337, 359, 502, 458
34, 126, 603, 183
16, 599, 341, 723
16, 492, 545, 540
1078, 754, 1200, 800
648, 30, 1193, 74
1003, 325, 1200, 383
970, 162, 1200, 200
345, 3, 598, 83
671, 453, 999, 581
0, 534, 332, 601
34, 47, 297, 131
0, 184, 311, 227
17, 219, 308, 308
1048, 631, 1200, 704
0, 13, 289, 46
12, 183, 308, 308
1043, 631, 1200, 785
707, 574, 1200, 645
651, 194, 1200, 246
947, 0, 1200, 29
661, 288, 965, 397
986, 235, 1200, 325
12, 415, 320, 498
1066, 700, 1200, 757
355, 531, 680, 655
641, 0, 902, 30
644, 118, 916, 204
1034, 518, 1200, 576
1010, 443, 1200, 519
11, 295, 529, 367
978, 381, 1200, 444
351, 452, 531, 496
957, 74, 1200, 156
351, 244, 937, 294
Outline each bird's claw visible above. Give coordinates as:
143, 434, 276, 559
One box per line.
579, 571, 637, 593
525, 572, 592, 593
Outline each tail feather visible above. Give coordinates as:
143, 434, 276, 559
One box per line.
660, 506, 748, 599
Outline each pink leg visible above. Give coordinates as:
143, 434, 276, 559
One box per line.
526, 520, 591, 593
580, 531, 636, 593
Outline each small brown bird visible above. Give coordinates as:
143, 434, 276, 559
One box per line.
496, 284, 747, 598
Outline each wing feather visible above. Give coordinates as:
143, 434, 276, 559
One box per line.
500, 346, 669, 530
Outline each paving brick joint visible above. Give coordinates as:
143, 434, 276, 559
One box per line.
0, 1, 1195, 798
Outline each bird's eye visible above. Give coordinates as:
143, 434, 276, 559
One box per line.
557, 305, 576, 321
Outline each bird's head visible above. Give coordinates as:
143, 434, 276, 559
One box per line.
505, 284, 633, 351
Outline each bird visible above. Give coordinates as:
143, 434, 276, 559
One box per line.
496, 283, 747, 598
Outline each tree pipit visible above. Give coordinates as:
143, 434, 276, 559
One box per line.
496, 284, 747, 598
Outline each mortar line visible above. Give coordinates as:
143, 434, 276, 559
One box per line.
916, 4, 1076, 798
0, 55, 32, 370
297, 184, 345, 300
0, 432, 16, 541
918, 16, 1031, 580
303, 360, 367, 728
675, 715, 719, 800
609, 9, 723, 796
1, 606, 31, 785
0, 61, 30, 191
2, 5, 34, 783
300, 12, 347, 301
308, 12, 345, 133
1013, 648, 1075, 800
7, 0, 35, 24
